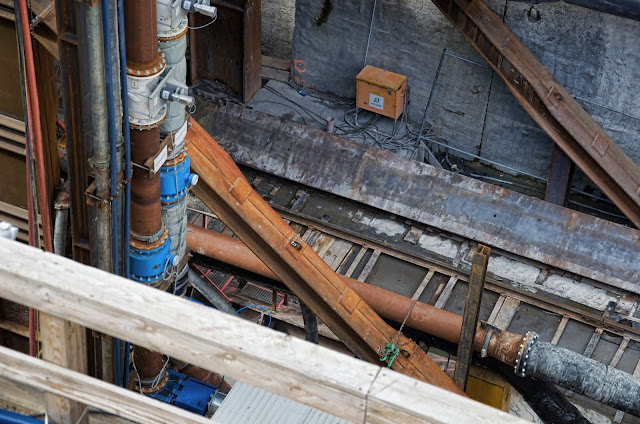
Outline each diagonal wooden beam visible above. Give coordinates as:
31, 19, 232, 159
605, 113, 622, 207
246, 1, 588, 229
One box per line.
186, 119, 465, 395
430, 0, 640, 227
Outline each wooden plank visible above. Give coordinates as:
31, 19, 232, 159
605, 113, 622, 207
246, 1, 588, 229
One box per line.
434, 276, 457, 309
550, 316, 569, 345
345, 246, 368, 278
262, 55, 291, 70
357, 249, 381, 282
412, 269, 435, 301
0, 238, 527, 424
261, 66, 289, 82
0, 346, 211, 424
609, 336, 629, 368
0, 114, 25, 132
365, 369, 528, 424
491, 297, 520, 331
0, 319, 29, 338
487, 295, 506, 324
40, 314, 89, 424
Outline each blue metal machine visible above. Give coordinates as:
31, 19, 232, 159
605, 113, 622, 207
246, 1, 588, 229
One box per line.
160, 154, 198, 203
147, 368, 224, 416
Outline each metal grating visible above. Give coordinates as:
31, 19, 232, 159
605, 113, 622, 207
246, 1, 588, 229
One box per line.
241, 282, 284, 306
212, 381, 352, 424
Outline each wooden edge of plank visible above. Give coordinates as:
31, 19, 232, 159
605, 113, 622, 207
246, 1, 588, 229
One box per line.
0, 345, 212, 424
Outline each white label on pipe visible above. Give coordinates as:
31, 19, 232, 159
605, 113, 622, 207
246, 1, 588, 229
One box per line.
153, 145, 168, 173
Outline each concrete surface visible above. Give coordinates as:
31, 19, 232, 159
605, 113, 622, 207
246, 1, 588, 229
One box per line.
288, 0, 640, 180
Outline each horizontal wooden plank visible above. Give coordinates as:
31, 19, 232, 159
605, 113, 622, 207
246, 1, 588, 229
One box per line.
261, 66, 289, 82
0, 114, 26, 133
0, 346, 211, 424
0, 238, 528, 424
0, 319, 29, 338
262, 55, 291, 70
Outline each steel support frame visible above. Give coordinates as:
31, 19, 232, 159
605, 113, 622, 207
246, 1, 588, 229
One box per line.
187, 119, 465, 394
453, 244, 490, 391
429, 0, 640, 227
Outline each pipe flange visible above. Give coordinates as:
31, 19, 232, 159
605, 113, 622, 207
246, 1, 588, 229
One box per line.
514, 331, 538, 377
130, 226, 169, 249
129, 106, 167, 130
126, 51, 166, 77
163, 149, 188, 167
158, 25, 189, 42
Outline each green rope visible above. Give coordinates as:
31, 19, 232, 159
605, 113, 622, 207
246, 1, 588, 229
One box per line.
379, 343, 400, 368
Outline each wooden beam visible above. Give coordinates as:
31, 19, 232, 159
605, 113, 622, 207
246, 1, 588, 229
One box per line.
0, 238, 528, 424
0, 346, 211, 424
40, 314, 89, 424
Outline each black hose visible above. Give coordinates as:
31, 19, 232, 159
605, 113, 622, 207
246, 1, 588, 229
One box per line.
404, 329, 591, 424
494, 361, 590, 424
528, 341, 640, 417
300, 302, 319, 344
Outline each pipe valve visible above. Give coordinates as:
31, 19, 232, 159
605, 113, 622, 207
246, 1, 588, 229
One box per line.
160, 83, 195, 108
182, 0, 217, 17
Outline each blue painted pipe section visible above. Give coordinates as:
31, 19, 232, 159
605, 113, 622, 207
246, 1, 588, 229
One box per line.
160, 155, 198, 203
116, 0, 131, 389
0, 409, 43, 424
101, 0, 119, 277
130, 241, 172, 283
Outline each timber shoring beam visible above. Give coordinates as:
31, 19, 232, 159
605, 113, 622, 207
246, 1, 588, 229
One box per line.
186, 119, 464, 394
0, 237, 529, 424
429, 0, 640, 227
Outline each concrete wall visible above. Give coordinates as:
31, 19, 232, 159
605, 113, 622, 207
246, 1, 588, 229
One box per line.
286, 0, 640, 179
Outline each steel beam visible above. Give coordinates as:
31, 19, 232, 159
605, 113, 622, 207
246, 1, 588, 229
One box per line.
545, 145, 573, 206
453, 245, 490, 391
428, 0, 640, 227
187, 119, 465, 394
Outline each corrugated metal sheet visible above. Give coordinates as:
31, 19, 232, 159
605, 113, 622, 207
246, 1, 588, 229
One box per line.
212, 381, 353, 424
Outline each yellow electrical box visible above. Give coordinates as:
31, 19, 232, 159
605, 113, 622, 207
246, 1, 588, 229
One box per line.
356, 65, 407, 120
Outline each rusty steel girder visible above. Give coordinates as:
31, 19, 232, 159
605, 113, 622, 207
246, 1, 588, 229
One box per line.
430, 0, 640, 228
187, 119, 465, 394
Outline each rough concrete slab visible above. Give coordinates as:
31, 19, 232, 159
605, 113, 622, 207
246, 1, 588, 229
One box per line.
290, 0, 640, 178
193, 100, 640, 294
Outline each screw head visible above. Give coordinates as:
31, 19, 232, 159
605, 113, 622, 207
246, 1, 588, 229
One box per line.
145, 70, 150, 75
153, 68, 157, 73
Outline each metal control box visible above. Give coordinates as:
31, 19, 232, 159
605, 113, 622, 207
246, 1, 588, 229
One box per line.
356, 65, 407, 119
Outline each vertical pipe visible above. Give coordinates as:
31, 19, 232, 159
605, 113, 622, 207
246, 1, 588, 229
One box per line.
14, 0, 39, 358
86, 2, 113, 273
17, 0, 53, 252
117, 0, 132, 388
101, 0, 119, 276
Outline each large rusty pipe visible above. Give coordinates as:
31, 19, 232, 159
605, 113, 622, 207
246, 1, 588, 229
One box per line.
186, 224, 522, 365
130, 129, 162, 236
123, 0, 159, 68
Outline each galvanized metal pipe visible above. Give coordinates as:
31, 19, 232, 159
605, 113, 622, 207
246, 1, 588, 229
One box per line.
86, 2, 114, 272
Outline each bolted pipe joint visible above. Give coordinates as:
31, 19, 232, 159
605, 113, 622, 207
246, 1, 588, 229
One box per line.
526, 340, 640, 417
160, 152, 197, 204
129, 227, 172, 284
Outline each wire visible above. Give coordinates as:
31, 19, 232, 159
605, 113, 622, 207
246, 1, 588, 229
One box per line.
234, 304, 272, 328
363, 0, 377, 67
188, 15, 217, 30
